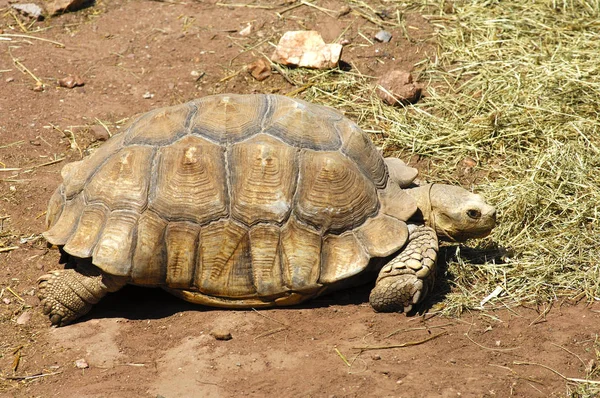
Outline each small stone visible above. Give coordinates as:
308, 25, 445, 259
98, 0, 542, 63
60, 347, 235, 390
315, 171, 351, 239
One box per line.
377, 70, 421, 106
247, 58, 271, 81
90, 125, 110, 141
5, 77, 14, 83
32, 82, 44, 92
142, 92, 154, 99
30, 139, 41, 146
374, 30, 392, 43
371, 354, 381, 360
11, 3, 44, 20
2, 298, 11, 305
239, 23, 252, 36
210, 330, 232, 341
45, 0, 89, 16
461, 157, 477, 168
58, 75, 84, 88
271, 31, 343, 69
74, 358, 89, 369
16, 311, 32, 325
190, 70, 205, 81
336, 5, 351, 18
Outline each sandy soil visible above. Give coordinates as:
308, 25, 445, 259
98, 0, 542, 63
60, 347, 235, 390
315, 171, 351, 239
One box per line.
1, 1, 598, 397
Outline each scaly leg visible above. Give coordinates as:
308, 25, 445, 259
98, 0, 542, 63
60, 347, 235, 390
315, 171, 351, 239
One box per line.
369, 225, 438, 313
38, 262, 127, 326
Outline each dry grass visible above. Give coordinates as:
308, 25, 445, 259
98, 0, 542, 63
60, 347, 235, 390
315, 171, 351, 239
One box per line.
287, 2, 600, 394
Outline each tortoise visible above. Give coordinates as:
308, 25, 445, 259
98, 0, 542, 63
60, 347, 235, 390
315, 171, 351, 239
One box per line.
38, 94, 496, 326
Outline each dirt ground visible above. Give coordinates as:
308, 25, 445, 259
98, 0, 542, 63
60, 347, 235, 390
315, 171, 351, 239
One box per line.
1, 1, 599, 397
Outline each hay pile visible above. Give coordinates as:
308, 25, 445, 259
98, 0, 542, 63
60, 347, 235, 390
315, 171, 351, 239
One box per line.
290, 1, 600, 317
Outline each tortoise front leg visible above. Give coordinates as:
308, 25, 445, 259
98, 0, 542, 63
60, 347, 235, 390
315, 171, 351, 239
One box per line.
369, 225, 438, 313
38, 262, 127, 326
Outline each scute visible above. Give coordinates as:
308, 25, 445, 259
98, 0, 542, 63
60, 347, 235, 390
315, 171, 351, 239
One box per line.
62, 204, 108, 258
319, 232, 370, 284
84, 146, 154, 212
295, 150, 379, 233
124, 102, 196, 146
131, 211, 167, 285
338, 119, 388, 189
248, 224, 285, 297
45, 186, 65, 229
189, 94, 268, 144
265, 96, 342, 150
229, 134, 298, 226
92, 210, 138, 276
149, 135, 228, 224
355, 214, 409, 257
280, 216, 322, 292
165, 222, 200, 288
44, 196, 85, 245
62, 133, 126, 199
196, 220, 255, 297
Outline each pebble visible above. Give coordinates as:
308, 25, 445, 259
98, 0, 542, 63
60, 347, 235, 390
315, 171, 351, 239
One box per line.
239, 23, 252, 37
16, 310, 32, 325
5, 77, 14, 83
374, 30, 392, 43
210, 329, 232, 341
246, 58, 271, 81
90, 125, 110, 141
58, 75, 84, 88
2, 298, 11, 305
11, 3, 44, 20
142, 91, 154, 99
377, 70, 421, 106
371, 354, 381, 360
74, 358, 89, 369
271, 31, 343, 69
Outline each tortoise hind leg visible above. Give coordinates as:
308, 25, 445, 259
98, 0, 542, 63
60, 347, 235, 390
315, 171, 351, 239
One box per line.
369, 225, 438, 313
38, 261, 127, 326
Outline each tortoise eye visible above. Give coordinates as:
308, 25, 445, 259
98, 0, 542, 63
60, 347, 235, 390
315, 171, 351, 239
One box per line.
467, 209, 481, 220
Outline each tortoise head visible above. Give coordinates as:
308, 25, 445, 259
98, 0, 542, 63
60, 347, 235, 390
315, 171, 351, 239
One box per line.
406, 184, 496, 241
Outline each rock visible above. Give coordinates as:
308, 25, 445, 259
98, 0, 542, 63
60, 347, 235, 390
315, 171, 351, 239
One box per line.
5, 77, 14, 83
32, 82, 44, 92
239, 23, 252, 37
336, 5, 351, 18
190, 70, 205, 81
377, 70, 421, 106
247, 58, 271, 81
210, 329, 232, 341
16, 310, 31, 325
2, 298, 11, 305
58, 75, 84, 88
45, 0, 91, 16
11, 3, 44, 20
374, 30, 392, 43
90, 125, 110, 141
74, 358, 89, 369
142, 91, 154, 99
271, 31, 343, 69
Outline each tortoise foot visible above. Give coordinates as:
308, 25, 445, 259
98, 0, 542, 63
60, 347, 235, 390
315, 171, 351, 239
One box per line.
37, 265, 125, 326
369, 225, 437, 313
38, 269, 96, 326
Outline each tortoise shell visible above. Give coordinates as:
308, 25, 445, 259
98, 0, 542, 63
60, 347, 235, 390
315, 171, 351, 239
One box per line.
43, 94, 418, 306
